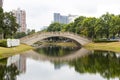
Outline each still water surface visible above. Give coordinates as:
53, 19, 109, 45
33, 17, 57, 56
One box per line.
0, 45, 120, 80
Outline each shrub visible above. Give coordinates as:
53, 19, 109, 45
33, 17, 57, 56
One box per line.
93, 39, 118, 43
0, 40, 7, 47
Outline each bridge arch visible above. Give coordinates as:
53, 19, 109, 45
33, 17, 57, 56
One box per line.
20, 32, 91, 46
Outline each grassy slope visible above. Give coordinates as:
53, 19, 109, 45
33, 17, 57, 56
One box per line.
0, 44, 33, 59
84, 42, 120, 52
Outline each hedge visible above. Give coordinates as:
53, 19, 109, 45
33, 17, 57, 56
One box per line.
93, 39, 119, 43
0, 40, 7, 47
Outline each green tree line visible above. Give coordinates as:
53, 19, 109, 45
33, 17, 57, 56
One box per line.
45, 12, 120, 40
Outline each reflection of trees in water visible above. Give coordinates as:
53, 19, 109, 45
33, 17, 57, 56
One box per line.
0, 59, 19, 80
69, 51, 120, 79
35, 45, 79, 57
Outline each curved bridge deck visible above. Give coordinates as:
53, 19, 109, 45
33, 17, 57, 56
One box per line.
20, 32, 91, 46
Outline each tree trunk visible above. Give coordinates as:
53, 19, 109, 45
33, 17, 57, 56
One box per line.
3, 33, 6, 39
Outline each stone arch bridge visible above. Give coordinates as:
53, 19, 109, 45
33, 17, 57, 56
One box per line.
20, 32, 91, 46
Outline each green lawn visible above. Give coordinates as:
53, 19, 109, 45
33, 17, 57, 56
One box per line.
84, 42, 120, 52
0, 44, 33, 59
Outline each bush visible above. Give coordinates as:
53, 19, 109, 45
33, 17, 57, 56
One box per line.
93, 39, 118, 43
0, 40, 7, 47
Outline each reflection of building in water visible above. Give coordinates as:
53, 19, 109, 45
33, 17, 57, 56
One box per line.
54, 62, 66, 70
7, 54, 26, 73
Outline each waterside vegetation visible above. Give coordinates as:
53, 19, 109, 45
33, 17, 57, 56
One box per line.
0, 44, 33, 59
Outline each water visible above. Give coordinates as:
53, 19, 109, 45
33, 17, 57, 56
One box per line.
0, 45, 120, 80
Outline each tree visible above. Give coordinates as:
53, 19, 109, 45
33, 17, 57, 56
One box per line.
0, 7, 4, 39
47, 22, 65, 32
63, 22, 75, 32
3, 12, 19, 38
14, 32, 26, 38
109, 15, 120, 38
74, 16, 86, 34
81, 17, 97, 39
100, 12, 114, 39
27, 29, 35, 35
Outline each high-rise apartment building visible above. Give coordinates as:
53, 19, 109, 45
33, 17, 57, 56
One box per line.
54, 13, 78, 24
0, 0, 3, 7
12, 8, 26, 33
54, 13, 68, 24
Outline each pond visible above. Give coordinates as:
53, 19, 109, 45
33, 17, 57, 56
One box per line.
0, 45, 120, 80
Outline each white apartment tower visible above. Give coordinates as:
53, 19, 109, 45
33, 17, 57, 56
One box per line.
12, 8, 26, 33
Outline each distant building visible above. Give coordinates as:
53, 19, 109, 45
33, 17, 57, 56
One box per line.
54, 13, 78, 24
12, 8, 27, 33
0, 0, 3, 7
54, 13, 68, 24
68, 14, 78, 23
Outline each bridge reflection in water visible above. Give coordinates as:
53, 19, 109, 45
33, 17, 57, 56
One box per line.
23, 48, 91, 62
1, 49, 120, 80
5, 48, 90, 74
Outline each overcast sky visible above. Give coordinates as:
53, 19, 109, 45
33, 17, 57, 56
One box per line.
3, 0, 120, 31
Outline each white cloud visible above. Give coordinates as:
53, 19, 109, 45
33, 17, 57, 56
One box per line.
3, 0, 120, 31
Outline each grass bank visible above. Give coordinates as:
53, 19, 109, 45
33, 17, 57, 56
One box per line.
0, 44, 33, 59
84, 42, 120, 52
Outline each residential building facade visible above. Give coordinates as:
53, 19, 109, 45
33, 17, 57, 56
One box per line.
12, 8, 26, 33
54, 13, 68, 24
54, 13, 78, 24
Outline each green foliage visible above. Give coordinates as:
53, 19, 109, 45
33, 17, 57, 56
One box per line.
0, 40, 7, 47
63, 22, 75, 32
69, 51, 120, 79
3, 12, 19, 39
27, 29, 35, 35
0, 7, 4, 35
14, 32, 27, 38
46, 22, 66, 32
45, 12, 120, 40
0, 7, 19, 39
0, 63, 19, 80
93, 39, 118, 43
14, 29, 36, 39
